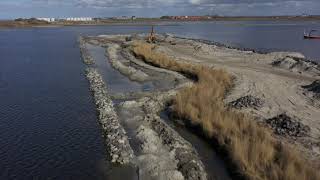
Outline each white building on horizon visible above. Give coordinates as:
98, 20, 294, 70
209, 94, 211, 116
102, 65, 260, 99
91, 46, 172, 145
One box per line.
36, 18, 55, 22
65, 17, 93, 21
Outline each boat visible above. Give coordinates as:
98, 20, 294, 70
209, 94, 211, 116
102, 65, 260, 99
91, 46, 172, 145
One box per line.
304, 30, 320, 39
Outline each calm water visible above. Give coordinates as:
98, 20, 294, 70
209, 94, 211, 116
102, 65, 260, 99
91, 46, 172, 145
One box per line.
162, 21, 320, 62
78, 21, 319, 61
0, 28, 110, 179
0, 21, 319, 179
87, 44, 153, 94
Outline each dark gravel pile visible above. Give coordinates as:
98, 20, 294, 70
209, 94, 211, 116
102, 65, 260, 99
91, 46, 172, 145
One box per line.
229, 95, 264, 109
265, 114, 310, 137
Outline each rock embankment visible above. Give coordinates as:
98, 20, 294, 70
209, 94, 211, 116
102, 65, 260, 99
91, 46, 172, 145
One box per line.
143, 94, 207, 180
145, 113, 207, 180
136, 124, 185, 180
79, 37, 94, 65
120, 94, 208, 180
85, 68, 134, 164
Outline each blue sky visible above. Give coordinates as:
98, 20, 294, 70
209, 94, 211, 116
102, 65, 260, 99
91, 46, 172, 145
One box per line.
1, 0, 320, 19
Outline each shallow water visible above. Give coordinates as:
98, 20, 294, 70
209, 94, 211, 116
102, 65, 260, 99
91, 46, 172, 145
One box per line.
87, 44, 154, 94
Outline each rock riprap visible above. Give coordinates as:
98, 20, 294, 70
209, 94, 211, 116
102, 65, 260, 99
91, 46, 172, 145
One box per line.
79, 37, 95, 65
85, 68, 134, 164
142, 97, 207, 180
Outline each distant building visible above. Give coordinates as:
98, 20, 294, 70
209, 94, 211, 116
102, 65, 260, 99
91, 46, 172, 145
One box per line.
64, 17, 93, 21
36, 18, 55, 22
162, 16, 212, 21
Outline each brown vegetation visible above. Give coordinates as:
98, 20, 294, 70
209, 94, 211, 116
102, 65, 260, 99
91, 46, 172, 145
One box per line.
0, 19, 49, 28
132, 41, 319, 180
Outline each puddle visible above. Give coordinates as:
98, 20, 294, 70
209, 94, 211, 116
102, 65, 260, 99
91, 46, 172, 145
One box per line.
160, 111, 232, 180
87, 44, 154, 94
115, 105, 144, 155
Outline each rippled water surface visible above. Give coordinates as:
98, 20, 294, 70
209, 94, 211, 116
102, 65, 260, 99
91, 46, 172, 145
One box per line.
0, 28, 111, 179
0, 21, 319, 179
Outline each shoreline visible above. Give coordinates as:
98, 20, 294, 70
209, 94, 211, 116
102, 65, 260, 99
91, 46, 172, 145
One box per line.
1, 16, 320, 28
172, 34, 320, 65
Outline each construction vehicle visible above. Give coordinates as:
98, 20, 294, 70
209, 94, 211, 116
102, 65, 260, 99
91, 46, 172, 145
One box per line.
147, 25, 156, 43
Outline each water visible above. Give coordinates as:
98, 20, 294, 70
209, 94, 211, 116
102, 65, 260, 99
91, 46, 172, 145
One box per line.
0, 21, 319, 179
87, 44, 153, 94
0, 28, 110, 179
49, 21, 320, 62
160, 21, 320, 62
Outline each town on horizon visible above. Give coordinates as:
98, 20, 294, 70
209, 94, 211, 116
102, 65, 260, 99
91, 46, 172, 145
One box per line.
8, 14, 320, 23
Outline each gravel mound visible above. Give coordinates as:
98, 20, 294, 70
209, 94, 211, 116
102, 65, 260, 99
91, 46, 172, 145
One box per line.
265, 114, 310, 137
229, 95, 264, 109
271, 56, 320, 75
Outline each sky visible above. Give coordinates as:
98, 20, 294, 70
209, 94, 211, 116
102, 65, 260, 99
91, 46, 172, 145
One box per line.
0, 0, 320, 19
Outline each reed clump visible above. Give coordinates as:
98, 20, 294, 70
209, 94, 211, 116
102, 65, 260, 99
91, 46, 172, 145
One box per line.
132, 41, 319, 180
